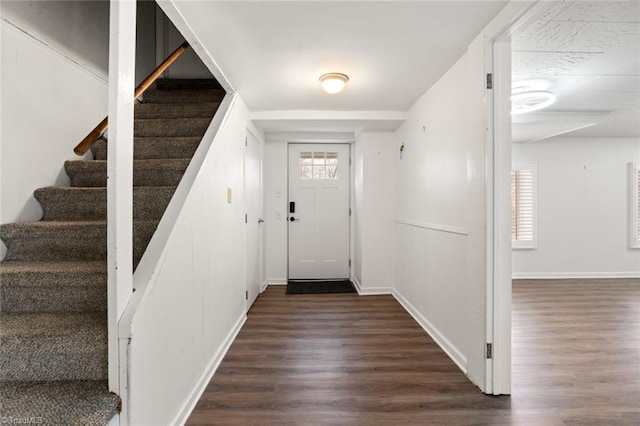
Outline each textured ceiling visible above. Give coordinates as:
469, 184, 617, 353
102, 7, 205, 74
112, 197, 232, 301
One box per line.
512, 0, 640, 142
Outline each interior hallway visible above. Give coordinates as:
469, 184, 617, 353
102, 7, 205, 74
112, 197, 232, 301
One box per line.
187, 281, 640, 425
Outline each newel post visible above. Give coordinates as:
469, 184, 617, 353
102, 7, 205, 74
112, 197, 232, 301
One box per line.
107, 0, 136, 395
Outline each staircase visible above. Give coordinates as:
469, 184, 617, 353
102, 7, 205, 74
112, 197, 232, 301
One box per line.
0, 79, 224, 425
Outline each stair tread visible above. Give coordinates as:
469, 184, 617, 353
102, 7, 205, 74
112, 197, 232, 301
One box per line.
0, 380, 118, 425
2, 219, 158, 228
0, 311, 105, 338
35, 185, 177, 193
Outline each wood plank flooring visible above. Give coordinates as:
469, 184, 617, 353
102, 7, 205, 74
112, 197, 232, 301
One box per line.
187, 280, 640, 425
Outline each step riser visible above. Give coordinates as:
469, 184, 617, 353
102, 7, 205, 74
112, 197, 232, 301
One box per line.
156, 79, 222, 90
35, 188, 176, 221
1, 282, 105, 313
142, 89, 225, 103
69, 169, 187, 187
92, 138, 200, 161
134, 102, 219, 119
0, 331, 107, 382
134, 118, 211, 138
0, 223, 157, 265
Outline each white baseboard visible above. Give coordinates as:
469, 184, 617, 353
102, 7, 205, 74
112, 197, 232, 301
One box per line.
352, 276, 393, 295
266, 279, 287, 286
512, 272, 640, 279
261, 280, 269, 292
392, 289, 468, 375
171, 313, 247, 426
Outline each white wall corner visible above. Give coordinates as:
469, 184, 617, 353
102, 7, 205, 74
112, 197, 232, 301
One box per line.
392, 289, 468, 375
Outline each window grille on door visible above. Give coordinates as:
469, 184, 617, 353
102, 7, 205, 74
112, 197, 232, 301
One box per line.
300, 152, 338, 180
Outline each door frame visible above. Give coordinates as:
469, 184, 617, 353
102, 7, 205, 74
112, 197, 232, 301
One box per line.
486, 1, 560, 395
244, 126, 264, 310
286, 141, 354, 282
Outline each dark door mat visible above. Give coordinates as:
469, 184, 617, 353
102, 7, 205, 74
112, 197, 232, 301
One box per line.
286, 280, 357, 295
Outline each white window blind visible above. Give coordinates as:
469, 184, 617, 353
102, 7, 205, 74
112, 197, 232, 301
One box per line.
631, 163, 640, 249
511, 164, 537, 249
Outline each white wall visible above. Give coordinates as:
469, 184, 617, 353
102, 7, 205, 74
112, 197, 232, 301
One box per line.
1, 1, 110, 77
392, 50, 476, 381
512, 137, 640, 278
124, 96, 255, 425
0, 17, 108, 230
353, 131, 395, 293
263, 140, 288, 284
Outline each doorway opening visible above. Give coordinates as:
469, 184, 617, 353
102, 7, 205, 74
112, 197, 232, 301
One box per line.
490, 0, 640, 410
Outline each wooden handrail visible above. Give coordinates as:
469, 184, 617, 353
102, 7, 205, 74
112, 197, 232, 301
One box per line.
74, 41, 190, 156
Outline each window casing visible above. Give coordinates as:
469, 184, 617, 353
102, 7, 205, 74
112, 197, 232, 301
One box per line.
631, 163, 640, 249
511, 163, 537, 249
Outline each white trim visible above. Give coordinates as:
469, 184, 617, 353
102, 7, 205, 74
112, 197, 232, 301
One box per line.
266, 279, 287, 286
252, 110, 408, 122
261, 280, 269, 292
395, 219, 468, 236
1, 18, 108, 84
352, 276, 362, 293
393, 289, 468, 374
513, 272, 640, 279
630, 163, 640, 249
156, 0, 234, 93
171, 314, 247, 426
352, 276, 393, 295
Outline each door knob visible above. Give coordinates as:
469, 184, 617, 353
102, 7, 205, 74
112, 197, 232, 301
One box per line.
289, 216, 300, 222
258, 218, 264, 224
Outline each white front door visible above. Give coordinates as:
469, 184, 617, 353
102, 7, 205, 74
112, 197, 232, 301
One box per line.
245, 131, 262, 308
288, 144, 350, 279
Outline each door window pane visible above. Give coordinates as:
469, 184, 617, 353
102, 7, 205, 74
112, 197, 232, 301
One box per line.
300, 151, 339, 179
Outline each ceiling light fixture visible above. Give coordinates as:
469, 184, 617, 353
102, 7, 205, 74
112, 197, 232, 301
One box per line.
319, 73, 349, 94
511, 79, 556, 115
511, 91, 557, 115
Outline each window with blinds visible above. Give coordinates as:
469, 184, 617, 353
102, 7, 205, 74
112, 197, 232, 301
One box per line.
631, 163, 640, 249
511, 164, 537, 249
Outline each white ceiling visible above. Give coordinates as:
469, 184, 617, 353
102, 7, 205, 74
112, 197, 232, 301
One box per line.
512, 0, 640, 142
171, 0, 509, 136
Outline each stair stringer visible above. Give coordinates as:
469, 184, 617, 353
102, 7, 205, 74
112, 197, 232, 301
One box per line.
116, 93, 250, 425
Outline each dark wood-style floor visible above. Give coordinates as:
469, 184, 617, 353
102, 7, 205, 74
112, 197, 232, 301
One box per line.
187, 280, 640, 425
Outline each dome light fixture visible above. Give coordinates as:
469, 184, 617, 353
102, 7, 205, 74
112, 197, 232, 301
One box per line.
511, 79, 556, 115
319, 73, 349, 94
511, 91, 557, 115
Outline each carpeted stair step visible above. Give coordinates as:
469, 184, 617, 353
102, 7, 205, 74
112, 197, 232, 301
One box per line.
155, 78, 223, 90
0, 261, 106, 313
0, 221, 158, 266
34, 186, 176, 221
134, 117, 211, 137
0, 312, 107, 381
65, 159, 190, 187
142, 88, 225, 104
92, 137, 201, 160
134, 101, 220, 119
0, 380, 119, 426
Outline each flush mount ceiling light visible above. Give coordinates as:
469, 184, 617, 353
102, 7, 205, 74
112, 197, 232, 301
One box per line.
511, 91, 557, 115
319, 73, 349, 94
511, 79, 556, 115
